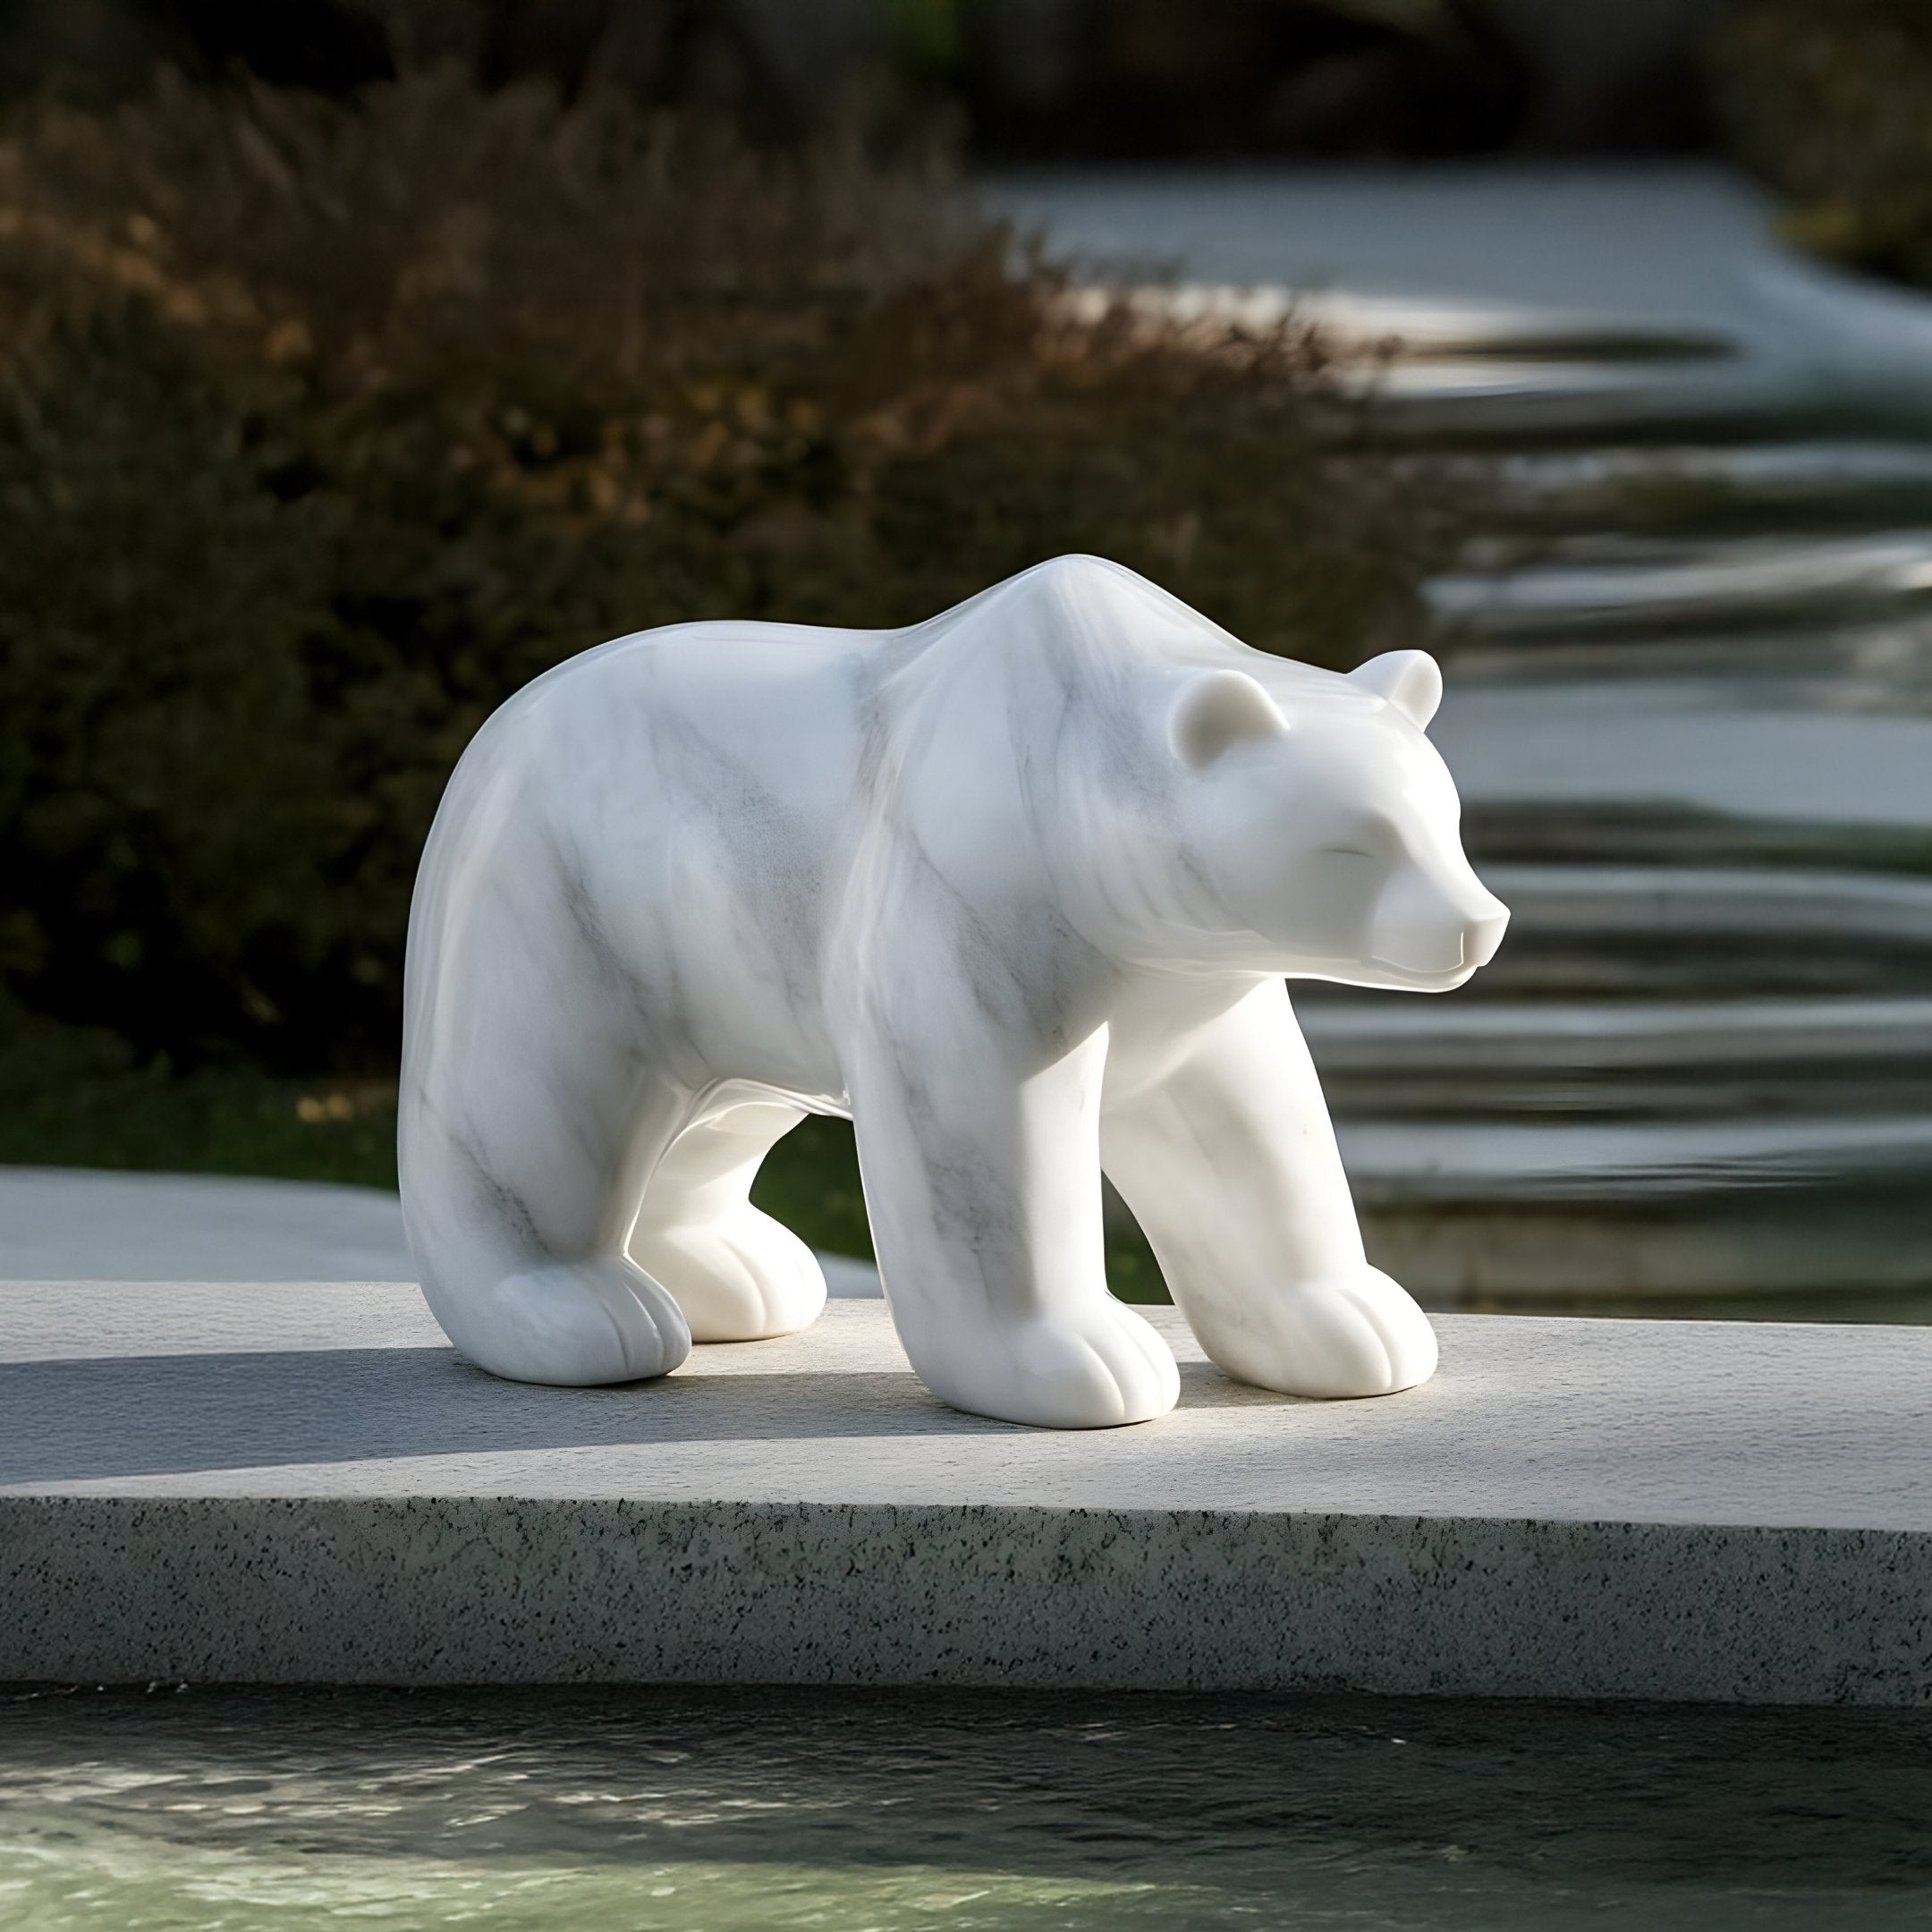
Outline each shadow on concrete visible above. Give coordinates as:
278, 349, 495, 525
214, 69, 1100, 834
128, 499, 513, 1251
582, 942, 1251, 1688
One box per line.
0, 1349, 983, 1481
0, 1352, 1283, 1482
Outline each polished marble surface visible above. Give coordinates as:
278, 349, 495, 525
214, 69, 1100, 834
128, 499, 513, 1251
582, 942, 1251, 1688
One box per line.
401, 557, 1504, 1425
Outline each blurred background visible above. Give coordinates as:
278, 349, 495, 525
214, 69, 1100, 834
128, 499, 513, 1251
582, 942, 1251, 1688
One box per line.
2, 0, 1928, 1318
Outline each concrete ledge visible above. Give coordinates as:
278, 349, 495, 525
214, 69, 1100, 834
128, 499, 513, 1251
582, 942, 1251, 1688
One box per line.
3, 1284, 1928, 1704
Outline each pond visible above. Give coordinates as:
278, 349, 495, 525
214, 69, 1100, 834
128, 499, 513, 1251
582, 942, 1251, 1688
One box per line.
3, 1686, 1928, 1931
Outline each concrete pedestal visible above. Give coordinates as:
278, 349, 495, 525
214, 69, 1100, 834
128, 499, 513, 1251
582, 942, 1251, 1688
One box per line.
3, 1283, 1926, 1704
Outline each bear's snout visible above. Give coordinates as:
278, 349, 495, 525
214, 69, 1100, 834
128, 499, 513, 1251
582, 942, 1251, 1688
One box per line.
1463, 896, 1510, 970
1370, 869, 1510, 978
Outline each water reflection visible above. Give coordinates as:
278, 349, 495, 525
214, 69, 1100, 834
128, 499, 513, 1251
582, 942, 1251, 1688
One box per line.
2, 1685, 1928, 1930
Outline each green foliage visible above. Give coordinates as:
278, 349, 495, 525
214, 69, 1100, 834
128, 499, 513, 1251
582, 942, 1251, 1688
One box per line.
0, 69, 1430, 1076
1711, 0, 1932, 289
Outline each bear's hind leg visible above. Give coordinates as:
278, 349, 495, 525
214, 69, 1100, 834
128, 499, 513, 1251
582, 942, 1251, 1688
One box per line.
626, 1096, 827, 1342
401, 1000, 693, 1387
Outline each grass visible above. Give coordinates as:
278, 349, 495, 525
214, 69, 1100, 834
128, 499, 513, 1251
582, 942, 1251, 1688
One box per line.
0, 1008, 400, 1190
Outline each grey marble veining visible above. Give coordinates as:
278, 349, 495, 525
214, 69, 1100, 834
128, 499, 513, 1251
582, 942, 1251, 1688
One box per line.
4, 1285, 1928, 1703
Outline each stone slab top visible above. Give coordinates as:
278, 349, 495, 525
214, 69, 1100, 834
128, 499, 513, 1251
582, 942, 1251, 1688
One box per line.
4, 1282, 1927, 1531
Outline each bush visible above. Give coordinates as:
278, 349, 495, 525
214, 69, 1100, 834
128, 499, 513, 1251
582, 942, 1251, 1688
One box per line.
1711, 0, 1932, 289
0, 69, 1434, 1073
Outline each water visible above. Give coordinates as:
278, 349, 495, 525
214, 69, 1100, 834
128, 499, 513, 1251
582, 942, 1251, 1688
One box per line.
3, 1686, 1928, 1930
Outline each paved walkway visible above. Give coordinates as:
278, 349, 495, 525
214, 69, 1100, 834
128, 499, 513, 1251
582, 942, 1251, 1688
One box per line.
992, 162, 1932, 428
0, 1166, 881, 1295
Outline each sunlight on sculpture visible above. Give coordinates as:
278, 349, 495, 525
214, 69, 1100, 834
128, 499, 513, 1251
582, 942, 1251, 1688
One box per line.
399, 555, 1508, 1428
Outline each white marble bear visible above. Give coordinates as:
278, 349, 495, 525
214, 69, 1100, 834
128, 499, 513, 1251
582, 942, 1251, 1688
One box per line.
400, 555, 1507, 1428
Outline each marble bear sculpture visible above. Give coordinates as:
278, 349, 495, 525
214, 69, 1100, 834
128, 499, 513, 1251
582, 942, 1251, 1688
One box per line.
400, 554, 1508, 1428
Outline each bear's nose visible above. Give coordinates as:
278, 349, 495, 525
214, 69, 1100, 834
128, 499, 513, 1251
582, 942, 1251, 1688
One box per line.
1462, 899, 1510, 970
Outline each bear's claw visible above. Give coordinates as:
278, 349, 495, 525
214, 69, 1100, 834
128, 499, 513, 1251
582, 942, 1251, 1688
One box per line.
452, 1258, 692, 1385
1210, 1264, 1438, 1400
920, 1297, 1182, 1429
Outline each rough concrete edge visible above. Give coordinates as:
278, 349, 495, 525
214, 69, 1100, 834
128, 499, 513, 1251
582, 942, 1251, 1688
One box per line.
4, 1497, 1925, 1707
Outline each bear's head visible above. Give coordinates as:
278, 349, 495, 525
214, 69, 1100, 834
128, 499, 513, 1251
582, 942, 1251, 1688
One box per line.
1161, 648, 1508, 991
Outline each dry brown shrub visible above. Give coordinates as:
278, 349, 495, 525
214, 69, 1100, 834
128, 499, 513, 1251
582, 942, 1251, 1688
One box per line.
1711, 0, 1932, 289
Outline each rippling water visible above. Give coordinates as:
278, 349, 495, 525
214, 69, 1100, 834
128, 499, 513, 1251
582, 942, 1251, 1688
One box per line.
3, 1687, 1928, 1930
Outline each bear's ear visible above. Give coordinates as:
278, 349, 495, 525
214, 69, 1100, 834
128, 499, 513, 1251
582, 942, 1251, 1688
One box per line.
1169, 669, 1289, 769
1350, 649, 1443, 729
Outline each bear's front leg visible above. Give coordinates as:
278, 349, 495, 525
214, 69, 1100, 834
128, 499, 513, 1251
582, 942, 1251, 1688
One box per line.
1102, 977, 1436, 1399
843, 1007, 1179, 1429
